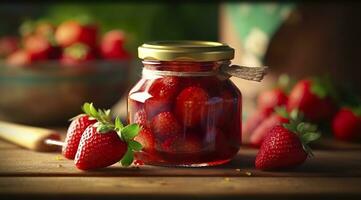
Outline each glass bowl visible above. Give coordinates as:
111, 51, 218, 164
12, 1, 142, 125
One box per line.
0, 60, 132, 125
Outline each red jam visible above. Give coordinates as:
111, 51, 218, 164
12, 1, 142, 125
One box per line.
128, 61, 242, 166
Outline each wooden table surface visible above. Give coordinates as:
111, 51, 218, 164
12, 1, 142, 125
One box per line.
1, 138, 361, 200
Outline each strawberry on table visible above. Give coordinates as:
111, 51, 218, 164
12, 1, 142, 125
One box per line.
287, 78, 337, 122
332, 107, 361, 142
55, 20, 98, 48
62, 115, 97, 160
255, 118, 321, 170
60, 43, 96, 65
175, 86, 209, 127
75, 125, 128, 170
100, 30, 131, 60
64, 103, 142, 170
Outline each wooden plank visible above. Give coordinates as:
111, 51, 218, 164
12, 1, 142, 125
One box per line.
0, 140, 361, 177
0, 177, 360, 200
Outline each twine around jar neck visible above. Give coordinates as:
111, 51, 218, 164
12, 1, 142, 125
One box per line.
142, 63, 268, 82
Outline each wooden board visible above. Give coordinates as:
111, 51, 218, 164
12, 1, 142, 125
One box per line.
0, 139, 361, 200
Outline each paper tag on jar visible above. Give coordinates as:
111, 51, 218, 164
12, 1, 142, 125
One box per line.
220, 65, 268, 82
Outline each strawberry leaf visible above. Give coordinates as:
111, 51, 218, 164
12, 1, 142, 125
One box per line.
128, 140, 143, 151
290, 109, 300, 121
274, 106, 288, 118
96, 124, 112, 134
277, 73, 296, 93
121, 124, 140, 141
115, 117, 124, 130
89, 103, 99, 118
120, 147, 134, 167
82, 102, 92, 116
311, 81, 327, 98
300, 132, 321, 144
283, 123, 297, 133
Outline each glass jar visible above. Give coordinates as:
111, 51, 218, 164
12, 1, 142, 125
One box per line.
128, 41, 265, 167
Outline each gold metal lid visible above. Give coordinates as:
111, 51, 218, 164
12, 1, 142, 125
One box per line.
138, 40, 234, 61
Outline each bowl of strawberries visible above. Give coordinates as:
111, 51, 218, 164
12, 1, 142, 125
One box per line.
0, 20, 133, 125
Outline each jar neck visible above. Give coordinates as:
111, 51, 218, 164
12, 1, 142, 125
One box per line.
142, 60, 230, 72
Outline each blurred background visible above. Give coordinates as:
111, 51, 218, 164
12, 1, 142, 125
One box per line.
0, 2, 360, 127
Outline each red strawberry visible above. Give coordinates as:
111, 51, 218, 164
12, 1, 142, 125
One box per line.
255, 122, 320, 170
72, 102, 142, 170
0, 36, 18, 58
6, 50, 35, 66
243, 109, 272, 142
161, 134, 202, 154
332, 108, 361, 141
149, 77, 180, 100
134, 127, 155, 153
75, 125, 127, 170
55, 20, 98, 47
176, 86, 209, 127
258, 88, 288, 113
250, 113, 289, 147
145, 98, 172, 119
100, 30, 130, 60
62, 115, 96, 160
60, 43, 96, 65
151, 112, 181, 137
23, 35, 53, 60
133, 109, 148, 127
167, 61, 203, 72
34, 22, 55, 38
214, 129, 239, 158
287, 79, 336, 122
144, 77, 180, 118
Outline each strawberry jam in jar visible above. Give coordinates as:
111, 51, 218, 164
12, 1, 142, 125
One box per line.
128, 41, 266, 166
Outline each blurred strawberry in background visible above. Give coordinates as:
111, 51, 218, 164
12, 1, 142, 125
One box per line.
243, 74, 292, 144
23, 35, 53, 60
6, 50, 35, 66
287, 78, 337, 122
100, 30, 131, 60
332, 107, 361, 142
0, 36, 19, 58
61, 43, 96, 65
1, 18, 131, 68
55, 20, 98, 48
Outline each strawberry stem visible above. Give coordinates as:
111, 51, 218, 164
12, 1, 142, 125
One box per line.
281, 110, 321, 157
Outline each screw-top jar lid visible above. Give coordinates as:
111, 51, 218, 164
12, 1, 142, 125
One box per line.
138, 40, 234, 62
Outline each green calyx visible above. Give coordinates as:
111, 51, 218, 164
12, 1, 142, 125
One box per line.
65, 43, 89, 59
282, 112, 321, 157
310, 76, 337, 100
276, 73, 296, 94
274, 106, 303, 121
81, 102, 142, 167
275, 106, 321, 156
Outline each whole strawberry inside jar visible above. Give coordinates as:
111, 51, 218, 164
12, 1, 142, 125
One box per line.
128, 41, 266, 167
